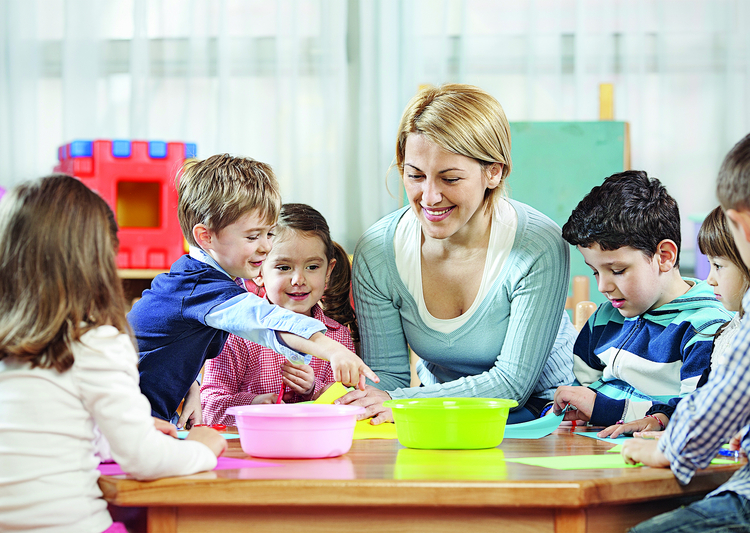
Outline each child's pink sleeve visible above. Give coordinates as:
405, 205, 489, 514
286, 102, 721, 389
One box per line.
200, 335, 259, 425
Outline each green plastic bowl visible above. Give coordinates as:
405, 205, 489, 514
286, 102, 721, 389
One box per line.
383, 398, 518, 449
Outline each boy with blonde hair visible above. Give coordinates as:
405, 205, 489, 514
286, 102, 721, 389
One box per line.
623, 133, 750, 532
129, 154, 377, 425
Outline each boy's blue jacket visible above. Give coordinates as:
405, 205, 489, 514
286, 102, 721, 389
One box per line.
573, 278, 732, 426
128, 254, 324, 421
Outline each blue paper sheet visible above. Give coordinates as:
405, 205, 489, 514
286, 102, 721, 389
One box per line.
574, 431, 633, 444
504, 409, 566, 439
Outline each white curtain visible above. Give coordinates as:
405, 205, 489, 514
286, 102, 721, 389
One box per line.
1, 0, 749, 255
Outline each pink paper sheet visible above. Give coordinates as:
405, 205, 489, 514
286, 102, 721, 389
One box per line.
98, 456, 277, 476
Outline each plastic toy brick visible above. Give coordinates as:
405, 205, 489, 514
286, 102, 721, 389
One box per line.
55, 139, 197, 269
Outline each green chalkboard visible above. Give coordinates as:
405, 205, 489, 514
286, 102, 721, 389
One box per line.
507, 121, 630, 305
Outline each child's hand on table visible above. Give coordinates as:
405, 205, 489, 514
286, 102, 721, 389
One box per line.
552, 386, 595, 422
315, 334, 379, 390
633, 430, 664, 440
186, 426, 227, 457
729, 430, 747, 453
622, 438, 669, 467
251, 393, 278, 405
178, 381, 203, 430
153, 417, 178, 438
281, 361, 315, 398
598, 414, 666, 438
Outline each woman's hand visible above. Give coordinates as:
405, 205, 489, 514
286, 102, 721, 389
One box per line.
622, 438, 670, 467
598, 414, 667, 438
335, 385, 393, 424
281, 361, 315, 398
553, 386, 595, 422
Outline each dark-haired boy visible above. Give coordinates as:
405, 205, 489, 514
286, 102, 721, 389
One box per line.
623, 134, 750, 532
552, 170, 731, 427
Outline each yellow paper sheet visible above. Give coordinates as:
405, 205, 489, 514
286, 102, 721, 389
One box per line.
314, 382, 352, 405
313, 383, 397, 439
353, 419, 398, 440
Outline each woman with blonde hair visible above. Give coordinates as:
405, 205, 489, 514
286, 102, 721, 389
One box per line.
338, 84, 576, 423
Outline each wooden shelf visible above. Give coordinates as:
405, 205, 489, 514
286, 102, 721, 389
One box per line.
118, 269, 168, 279
118, 269, 166, 306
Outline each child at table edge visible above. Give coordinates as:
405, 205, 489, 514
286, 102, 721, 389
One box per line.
128, 154, 376, 425
0, 176, 226, 533
622, 133, 750, 532
552, 170, 731, 426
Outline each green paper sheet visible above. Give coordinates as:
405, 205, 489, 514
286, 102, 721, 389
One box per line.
604, 444, 738, 466
711, 458, 737, 465
507, 454, 642, 470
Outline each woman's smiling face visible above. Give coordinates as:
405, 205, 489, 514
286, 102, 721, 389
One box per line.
402, 134, 501, 242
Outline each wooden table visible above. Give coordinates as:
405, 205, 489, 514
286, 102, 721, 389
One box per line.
100, 427, 742, 533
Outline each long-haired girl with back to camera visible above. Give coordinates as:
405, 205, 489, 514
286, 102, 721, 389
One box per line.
0, 175, 226, 533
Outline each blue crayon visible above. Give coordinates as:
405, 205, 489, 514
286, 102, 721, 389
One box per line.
718, 448, 740, 461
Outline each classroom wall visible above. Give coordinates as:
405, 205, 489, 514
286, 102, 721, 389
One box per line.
1, 0, 748, 257
507, 121, 629, 305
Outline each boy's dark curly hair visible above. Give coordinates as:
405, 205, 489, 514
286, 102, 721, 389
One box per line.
562, 170, 681, 265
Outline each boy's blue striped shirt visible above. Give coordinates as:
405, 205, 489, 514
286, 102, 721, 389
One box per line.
573, 279, 732, 426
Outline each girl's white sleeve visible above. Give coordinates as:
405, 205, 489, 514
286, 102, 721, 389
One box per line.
74, 326, 217, 480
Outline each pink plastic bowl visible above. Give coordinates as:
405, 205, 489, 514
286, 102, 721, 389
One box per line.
225, 404, 365, 459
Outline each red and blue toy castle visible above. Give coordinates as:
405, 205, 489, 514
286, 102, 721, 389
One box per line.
55, 139, 196, 270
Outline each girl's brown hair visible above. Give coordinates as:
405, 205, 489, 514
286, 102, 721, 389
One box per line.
698, 205, 750, 317
276, 203, 359, 343
0, 175, 130, 372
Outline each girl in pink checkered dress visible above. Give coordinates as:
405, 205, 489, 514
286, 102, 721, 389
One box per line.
200, 204, 359, 425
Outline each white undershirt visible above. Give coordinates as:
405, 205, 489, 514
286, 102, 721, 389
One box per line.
394, 199, 518, 333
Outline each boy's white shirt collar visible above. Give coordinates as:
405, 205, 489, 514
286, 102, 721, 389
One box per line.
188, 245, 235, 280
